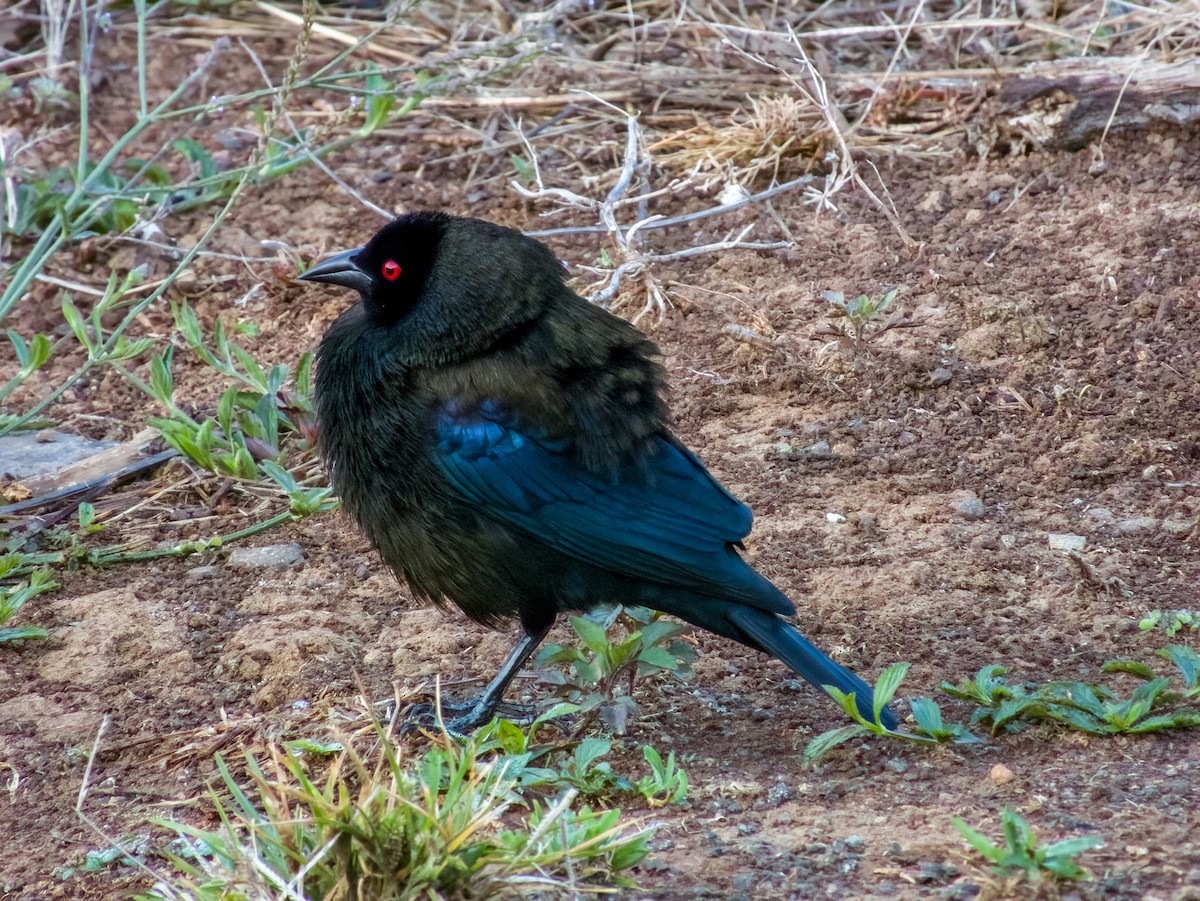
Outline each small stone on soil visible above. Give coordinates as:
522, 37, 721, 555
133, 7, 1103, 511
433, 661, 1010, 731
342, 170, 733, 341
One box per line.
227, 542, 305, 569
952, 492, 986, 519
1048, 533, 1087, 551
1116, 516, 1159, 533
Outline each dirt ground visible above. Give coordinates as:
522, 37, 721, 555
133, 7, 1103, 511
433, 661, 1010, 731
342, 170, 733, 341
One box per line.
2, 9, 1199, 901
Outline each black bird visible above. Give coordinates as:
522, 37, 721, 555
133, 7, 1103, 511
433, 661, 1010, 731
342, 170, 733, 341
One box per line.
301, 211, 897, 733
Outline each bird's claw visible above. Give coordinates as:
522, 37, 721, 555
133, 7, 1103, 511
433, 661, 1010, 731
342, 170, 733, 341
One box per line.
401, 696, 537, 736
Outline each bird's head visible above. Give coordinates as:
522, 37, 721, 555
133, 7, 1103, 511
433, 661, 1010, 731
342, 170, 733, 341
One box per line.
300, 211, 568, 361
299, 210, 450, 325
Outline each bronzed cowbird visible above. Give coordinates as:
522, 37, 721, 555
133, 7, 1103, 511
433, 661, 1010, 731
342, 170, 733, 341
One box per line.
301, 211, 897, 732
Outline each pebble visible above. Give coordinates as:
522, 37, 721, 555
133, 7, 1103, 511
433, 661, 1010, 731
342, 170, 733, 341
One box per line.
1162, 518, 1196, 535
952, 493, 986, 519
990, 763, 1015, 784
1116, 516, 1159, 533
227, 542, 305, 569
186, 565, 221, 579
843, 835, 866, 853
930, 367, 953, 387
1086, 507, 1114, 521
1048, 533, 1086, 551
916, 860, 959, 883
826, 512, 847, 523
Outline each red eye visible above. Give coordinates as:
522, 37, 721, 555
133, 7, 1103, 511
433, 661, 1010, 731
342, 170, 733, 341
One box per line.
381, 260, 402, 281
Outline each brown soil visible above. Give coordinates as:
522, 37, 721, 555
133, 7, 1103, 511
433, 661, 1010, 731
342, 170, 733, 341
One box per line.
2, 10, 1199, 901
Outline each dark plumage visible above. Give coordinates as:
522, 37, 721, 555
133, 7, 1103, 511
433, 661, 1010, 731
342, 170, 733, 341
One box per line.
301, 211, 897, 732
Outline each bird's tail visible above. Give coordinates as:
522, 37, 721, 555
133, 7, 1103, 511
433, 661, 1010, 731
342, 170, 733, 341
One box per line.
727, 605, 899, 730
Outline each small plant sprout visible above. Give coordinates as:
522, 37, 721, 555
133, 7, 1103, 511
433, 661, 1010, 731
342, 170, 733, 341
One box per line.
537, 605, 696, 734
952, 807, 1102, 882
1140, 609, 1200, 637
815, 288, 916, 347
803, 662, 977, 766
943, 659, 1200, 736
636, 747, 689, 807
0, 562, 56, 643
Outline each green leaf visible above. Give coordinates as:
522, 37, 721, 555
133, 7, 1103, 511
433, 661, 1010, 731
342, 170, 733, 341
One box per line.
150, 348, 174, 407
569, 614, 611, 656
1160, 644, 1200, 693
801, 724, 867, 767
910, 697, 945, 735
1042, 835, 1103, 858
637, 645, 680, 671
951, 818, 1003, 864
7, 330, 29, 368
573, 738, 611, 771
61, 296, 93, 351
295, 351, 313, 396
230, 343, 267, 392
283, 738, 343, 756
1125, 710, 1200, 732
872, 661, 909, 723
0, 625, 50, 642
1101, 659, 1156, 680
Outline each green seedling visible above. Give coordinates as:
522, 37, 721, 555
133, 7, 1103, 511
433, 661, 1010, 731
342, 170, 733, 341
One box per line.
1140, 609, 1200, 637
818, 288, 914, 346
803, 662, 977, 766
538, 605, 695, 733
952, 807, 1102, 882
944, 659, 1200, 735
636, 746, 689, 807
148, 300, 316, 483
524, 738, 633, 802
0, 562, 56, 643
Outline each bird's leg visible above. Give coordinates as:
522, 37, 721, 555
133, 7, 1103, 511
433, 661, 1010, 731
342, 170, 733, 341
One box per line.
406, 622, 553, 735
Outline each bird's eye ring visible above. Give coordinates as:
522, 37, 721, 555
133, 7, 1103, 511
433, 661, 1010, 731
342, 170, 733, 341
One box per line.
382, 260, 402, 281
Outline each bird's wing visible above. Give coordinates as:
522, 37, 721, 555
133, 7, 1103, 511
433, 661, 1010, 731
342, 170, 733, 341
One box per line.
433, 403, 789, 609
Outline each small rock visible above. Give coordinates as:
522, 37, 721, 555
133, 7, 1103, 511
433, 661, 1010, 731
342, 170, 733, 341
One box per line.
898, 431, 917, 445
916, 860, 959, 884
830, 441, 855, 457
187, 565, 221, 579
843, 835, 866, 853
930, 368, 953, 387
1116, 517, 1158, 534
804, 439, 832, 457
227, 543, 305, 569
885, 757, 909, 774
990, 764, 1015, 784
1048, 533, 1086, 551
730, 872, 755, 891
1086, 507, 1114, 521
767, 781, 794, 806
952, 492, 986, 520
1162, 518, 1196, 535
826, 512, 847, 524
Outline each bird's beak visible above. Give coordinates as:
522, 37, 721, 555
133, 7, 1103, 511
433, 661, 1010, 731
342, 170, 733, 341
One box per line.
299, 247, 373, 294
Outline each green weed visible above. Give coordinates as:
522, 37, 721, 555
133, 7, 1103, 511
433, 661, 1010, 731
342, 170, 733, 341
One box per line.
803, 662, 977, 767
0, 560, 56, 643
146, 724, 651, 900
952, 807, 1101, 882
1140, 609, 1200, 638
538, 606, 696, 733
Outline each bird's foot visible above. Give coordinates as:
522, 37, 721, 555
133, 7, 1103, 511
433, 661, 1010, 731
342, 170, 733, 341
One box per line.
402, 695, 537, 736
